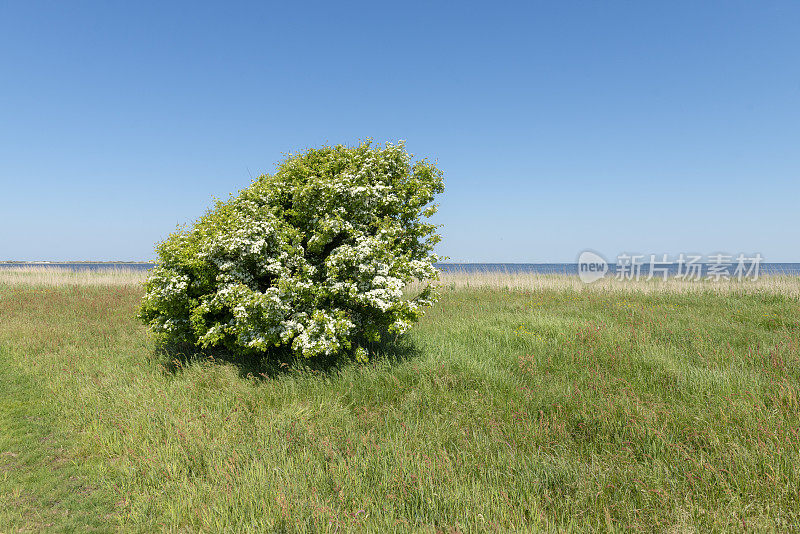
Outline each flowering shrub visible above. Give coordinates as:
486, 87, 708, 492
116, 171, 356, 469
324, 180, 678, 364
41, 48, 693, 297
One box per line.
139, 141, 444, 362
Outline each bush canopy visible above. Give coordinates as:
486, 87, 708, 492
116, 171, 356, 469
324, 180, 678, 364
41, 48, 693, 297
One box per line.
139, 141, 444, 362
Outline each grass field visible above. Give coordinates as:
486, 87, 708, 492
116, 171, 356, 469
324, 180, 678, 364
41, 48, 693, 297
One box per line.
1, 268, 799, 532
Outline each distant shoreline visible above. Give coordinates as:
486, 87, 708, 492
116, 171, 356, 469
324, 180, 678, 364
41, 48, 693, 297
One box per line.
2, 261, 800, 277
0, 261, 155, 264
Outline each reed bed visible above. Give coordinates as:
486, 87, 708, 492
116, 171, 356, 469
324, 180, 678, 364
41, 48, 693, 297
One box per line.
3, 266, 800, 300
424, 270, 800, 298
4, 266, 800, 299
0, 266, 148, 287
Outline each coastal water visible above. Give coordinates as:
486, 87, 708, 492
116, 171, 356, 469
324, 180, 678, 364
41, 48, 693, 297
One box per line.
0, 262, 157, 271
3, 262, 800, 276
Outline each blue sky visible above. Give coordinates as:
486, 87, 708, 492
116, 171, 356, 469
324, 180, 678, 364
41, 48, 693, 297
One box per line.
1, 1, 798, 262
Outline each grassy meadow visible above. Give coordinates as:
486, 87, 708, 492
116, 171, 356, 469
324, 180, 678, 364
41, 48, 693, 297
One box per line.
1, 268, 799, 532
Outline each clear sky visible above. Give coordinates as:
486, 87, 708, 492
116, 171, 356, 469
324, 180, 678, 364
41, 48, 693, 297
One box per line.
1, 1, 798, 262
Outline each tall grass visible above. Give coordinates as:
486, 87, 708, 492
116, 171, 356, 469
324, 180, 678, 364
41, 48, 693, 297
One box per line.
4, 266, 797, 296
0, 271, 798, 531
423, 270, 800, 297
0, 266, 147, 286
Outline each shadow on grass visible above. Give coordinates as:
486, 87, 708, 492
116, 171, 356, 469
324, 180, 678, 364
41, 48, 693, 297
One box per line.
153, 332, 422, 381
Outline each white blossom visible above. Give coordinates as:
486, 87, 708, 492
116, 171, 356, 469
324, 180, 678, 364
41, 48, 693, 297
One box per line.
139, 141, 443, 360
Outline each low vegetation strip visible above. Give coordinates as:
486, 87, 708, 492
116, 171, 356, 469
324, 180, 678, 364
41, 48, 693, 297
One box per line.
0, 267, 147, 287
4, 266, 800, 297
423, 271, 800, 298
0, 275, 798, 531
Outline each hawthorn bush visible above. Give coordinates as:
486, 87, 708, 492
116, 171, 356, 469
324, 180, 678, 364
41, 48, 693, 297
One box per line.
139, 141, 444, 362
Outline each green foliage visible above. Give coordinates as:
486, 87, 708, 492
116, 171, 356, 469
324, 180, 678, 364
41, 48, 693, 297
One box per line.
139, 141, 444, 361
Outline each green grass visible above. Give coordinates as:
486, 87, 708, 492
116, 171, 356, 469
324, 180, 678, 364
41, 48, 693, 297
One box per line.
1, 279, 799, 532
